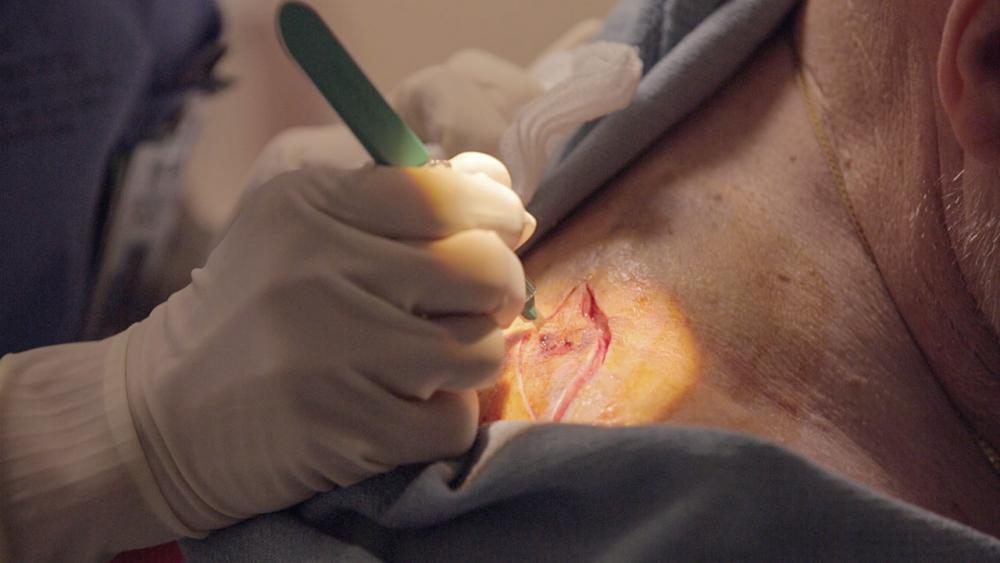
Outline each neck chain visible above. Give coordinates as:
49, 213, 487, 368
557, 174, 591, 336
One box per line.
792, 52, 1000, 478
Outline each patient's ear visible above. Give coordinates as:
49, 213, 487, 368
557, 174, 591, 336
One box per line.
938, 0, 1000, 163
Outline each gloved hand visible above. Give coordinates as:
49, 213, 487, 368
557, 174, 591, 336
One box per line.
128, 152, 535, 531
0, 152, 535, 561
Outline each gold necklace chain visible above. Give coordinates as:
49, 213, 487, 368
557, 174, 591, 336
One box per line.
792, 54, 1000, 478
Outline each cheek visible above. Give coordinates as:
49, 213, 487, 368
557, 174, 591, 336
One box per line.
943, 168, 1000, 330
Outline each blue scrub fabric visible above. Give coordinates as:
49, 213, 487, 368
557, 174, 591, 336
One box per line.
183, 0, 1000, 560
0, 0, 220, 354
184, 424, 1000, 561
525, 0, 800, 245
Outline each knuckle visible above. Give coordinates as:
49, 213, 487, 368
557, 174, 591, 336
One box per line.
243, 170, 305, 217
451, 324, 506, 386
482, 244, 525, 299
413, 393, 479, 459
475, 328, 507, 377
435, 393, 480, 455
262, 130, 300, 163
370, 394, 476, 465
434, 230, 524, 316
463, 229, 513, 265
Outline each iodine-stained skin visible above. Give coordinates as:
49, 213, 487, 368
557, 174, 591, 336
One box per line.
478, 277, 700, 425
511, 284, 611, 422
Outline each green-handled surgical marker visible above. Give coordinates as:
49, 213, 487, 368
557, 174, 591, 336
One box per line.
277, 2, 538, 320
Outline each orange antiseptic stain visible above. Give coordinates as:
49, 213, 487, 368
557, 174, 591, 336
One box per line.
479, 280, 700, 425
517, 284, 611, 422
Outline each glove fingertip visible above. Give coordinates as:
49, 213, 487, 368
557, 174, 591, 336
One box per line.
517, 212, 538, 248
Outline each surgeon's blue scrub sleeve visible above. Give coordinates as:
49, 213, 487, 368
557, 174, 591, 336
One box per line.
0, 0, 220, 355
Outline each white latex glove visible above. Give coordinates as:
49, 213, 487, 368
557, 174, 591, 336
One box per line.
244, 124, 375, 191
246, 25, 610, 208
0, 152, 534, 561
131, 151, 537, 527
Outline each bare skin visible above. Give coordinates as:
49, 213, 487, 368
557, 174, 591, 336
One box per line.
514, 8, 1000, 536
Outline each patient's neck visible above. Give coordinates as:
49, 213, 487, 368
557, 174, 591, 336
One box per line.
524, 23, 1000, 535
795, 1, 1000, 469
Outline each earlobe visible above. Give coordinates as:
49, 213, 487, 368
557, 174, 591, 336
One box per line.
938, 0, 1000, 163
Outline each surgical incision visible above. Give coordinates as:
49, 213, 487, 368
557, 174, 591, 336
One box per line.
479, 280, 700, 425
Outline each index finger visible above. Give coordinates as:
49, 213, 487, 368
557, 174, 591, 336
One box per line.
301, 157, 528, 247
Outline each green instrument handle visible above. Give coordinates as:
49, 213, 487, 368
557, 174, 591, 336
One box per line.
277, 2, 430, 167
277, 2, 539, 321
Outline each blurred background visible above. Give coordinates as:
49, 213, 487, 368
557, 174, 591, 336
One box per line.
181, 0, 618, 238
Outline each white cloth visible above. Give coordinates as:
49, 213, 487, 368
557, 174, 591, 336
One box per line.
245, 49, 546, 188
249, 29, 642, 213
393, 50, 543, 160
500, 42, 641, 203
